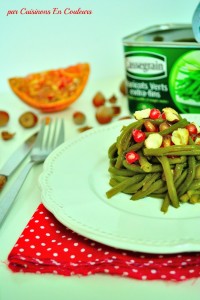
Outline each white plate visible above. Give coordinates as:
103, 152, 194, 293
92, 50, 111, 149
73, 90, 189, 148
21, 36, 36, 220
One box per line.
39, 114, 200, 254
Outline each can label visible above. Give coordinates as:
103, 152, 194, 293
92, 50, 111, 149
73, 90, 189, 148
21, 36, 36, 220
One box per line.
124, 46, 200, 113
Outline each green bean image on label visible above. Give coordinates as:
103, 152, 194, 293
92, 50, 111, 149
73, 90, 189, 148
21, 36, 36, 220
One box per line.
169, 51, 200, 113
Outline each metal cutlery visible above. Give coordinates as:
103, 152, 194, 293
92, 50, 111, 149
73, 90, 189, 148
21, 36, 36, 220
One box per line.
0, 133, 37, 191
0, 119, 65, 226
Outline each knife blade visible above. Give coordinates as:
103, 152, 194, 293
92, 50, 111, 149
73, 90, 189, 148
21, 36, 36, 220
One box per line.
0, 132, 37, 191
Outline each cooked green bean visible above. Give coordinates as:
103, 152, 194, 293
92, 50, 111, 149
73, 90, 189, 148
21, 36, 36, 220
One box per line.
138, 150, 152, 172
109, 178, 118, 187
159, 118, 189, 135
161, 194, 170, 213
177, 155, 196, 196
168, 156, 187, 164
130, 179, 165, 200
189, 180, 200, 190
108, 166, 135, 177
157, 156, 179, 208
151, 193, 167, 199
109, 174, 147, 194
195, 164, 200, 179
123, 160, 162, 173
190, 194, 200, 204
152, 185, 168, 194
125, 142, 144, 153
108, 142, 117, 159
143, 145, 200, 156
187, 189, 200, 197
109, 158, 117, 167
180, 189, 200, 203
123, 174, 147, 193
115, 153, 124, 169
174, 170, 187, 190
110, 175, 130, 182
142, 173, 161, 191
180, 193, 190, 202
173, 163, 186, 182
163, 150, 200, 156
106, 174, 145, 199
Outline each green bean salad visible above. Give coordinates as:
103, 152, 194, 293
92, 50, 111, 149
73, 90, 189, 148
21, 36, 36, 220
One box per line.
106, 107, 200, 213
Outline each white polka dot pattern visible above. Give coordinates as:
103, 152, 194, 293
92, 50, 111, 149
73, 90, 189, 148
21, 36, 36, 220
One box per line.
8, 204, 200, 281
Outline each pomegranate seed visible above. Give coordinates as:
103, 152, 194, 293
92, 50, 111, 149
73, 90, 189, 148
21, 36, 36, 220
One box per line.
149, 108, 161, 119
125, 151, 140, 164
132, 129, 146, 143
186, 123, 198, 135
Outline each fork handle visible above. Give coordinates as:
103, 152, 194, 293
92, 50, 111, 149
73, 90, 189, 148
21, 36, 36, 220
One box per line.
0, 161, 34, 226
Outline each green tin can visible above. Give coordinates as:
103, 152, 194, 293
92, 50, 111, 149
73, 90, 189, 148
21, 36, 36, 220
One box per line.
123, 24, 200, 113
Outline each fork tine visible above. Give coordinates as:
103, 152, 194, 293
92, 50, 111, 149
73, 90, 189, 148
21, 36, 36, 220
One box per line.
44, 120, 54, 150
51, 119, 59, 149
33, 121, 46, 149
33, 119, 64, 157
55, 119, 65, 148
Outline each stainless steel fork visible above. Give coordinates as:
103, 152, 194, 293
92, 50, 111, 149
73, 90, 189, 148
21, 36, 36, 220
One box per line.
0, 119, 65, 226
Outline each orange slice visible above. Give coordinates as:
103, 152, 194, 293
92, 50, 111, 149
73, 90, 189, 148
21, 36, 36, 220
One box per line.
8, 63, 90, 113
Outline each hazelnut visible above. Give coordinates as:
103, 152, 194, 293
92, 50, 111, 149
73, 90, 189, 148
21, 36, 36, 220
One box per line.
171, 128, 189, 145
162, 135, 172, 147
133, 109, 151, 120
19, 112, 38, 128
162, 107, 179, 122
195, 137, 200, 145
0, 111, 9, 127
144, 133, 163, 149
1, 131, 15, 140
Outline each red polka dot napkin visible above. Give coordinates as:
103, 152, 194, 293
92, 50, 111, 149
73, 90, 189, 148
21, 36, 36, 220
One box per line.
8, 204, 200, 281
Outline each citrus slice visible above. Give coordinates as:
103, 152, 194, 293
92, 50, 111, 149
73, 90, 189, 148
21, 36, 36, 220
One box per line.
8, 63, 90, 112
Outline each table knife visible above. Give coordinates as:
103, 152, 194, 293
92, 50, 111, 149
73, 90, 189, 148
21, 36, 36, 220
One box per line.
0, 132, 37, 191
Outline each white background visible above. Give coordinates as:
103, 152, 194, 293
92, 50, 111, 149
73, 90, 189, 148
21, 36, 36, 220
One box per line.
0, 0, 199, 92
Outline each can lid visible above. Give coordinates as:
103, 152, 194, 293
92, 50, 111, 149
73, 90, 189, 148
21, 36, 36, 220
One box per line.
192, 3, 200, 42
123, 23, 195, 45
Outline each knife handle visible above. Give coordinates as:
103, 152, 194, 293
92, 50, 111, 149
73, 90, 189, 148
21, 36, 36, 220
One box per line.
0, 161, 34, 226
0, 175, 7, 191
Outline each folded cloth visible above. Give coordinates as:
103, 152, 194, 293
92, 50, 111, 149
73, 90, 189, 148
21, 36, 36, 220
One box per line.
8, 204, 200, 281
